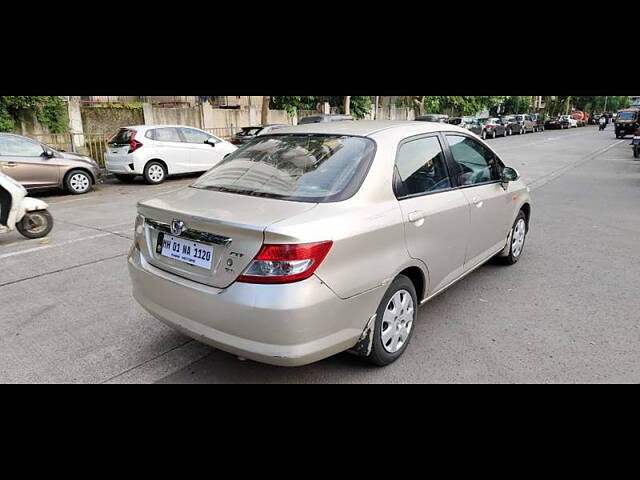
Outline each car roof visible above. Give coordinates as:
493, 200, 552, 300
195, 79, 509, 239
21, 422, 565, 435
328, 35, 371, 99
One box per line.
119, 125, 206, 130
266, 120, 468, 138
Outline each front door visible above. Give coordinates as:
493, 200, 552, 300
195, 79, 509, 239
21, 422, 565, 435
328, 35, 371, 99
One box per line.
151, 127, 190, 174
443, 134, 512, 270
0, 135, 60, 188
395, 134, 470, 296
179, 128, 225, 171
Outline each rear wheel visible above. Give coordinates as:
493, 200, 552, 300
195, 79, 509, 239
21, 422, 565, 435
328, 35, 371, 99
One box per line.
144, 161, 167, 185
64, 170, 92, 195
481, 130, 487, 140
361, 274, 417, 366
16, 210, 54, 239
492, 129, 496, 139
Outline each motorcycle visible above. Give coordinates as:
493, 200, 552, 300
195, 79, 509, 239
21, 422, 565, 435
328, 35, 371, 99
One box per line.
633, 129, 640, 159
0, 171, 54, 239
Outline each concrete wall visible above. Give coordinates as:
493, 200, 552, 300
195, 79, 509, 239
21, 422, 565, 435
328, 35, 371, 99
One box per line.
201, 104, 292, 130
81, 106, 144, 134
147, 105, 203, 128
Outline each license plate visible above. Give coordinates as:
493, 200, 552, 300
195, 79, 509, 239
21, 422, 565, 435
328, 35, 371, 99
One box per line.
156, 233, 213, 270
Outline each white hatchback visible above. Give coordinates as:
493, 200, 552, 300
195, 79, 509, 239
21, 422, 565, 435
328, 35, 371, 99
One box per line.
104, 125, 237, 184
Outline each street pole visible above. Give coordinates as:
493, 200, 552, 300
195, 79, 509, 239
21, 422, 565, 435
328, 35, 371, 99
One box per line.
603, 96, 608, 114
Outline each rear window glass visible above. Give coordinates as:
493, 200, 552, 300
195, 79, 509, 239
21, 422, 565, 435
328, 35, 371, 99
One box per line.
192, 134, 376, 203
239, 128, 262, 135
108, 128, 134, 146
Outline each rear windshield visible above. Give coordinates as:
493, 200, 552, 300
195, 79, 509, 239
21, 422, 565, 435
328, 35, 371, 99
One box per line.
108, 128, 134, 146
617, 111, 637, 120
192, 134, 376, 203
514, 115, 524, 121
449, 118, 463, 125
239, 127, 262, 135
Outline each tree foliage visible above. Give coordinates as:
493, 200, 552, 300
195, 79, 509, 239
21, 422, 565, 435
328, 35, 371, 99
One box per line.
271, 96, 373, 119
0, 96, 67, 133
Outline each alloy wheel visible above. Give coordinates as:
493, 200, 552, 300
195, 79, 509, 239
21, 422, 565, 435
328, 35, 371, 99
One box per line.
381, 289, 414, 354
69, 173, 90, 193
512, 218, 526, 258
148, 165, 165, 182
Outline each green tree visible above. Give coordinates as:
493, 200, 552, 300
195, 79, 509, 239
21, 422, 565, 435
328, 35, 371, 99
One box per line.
0, 96, 67, 133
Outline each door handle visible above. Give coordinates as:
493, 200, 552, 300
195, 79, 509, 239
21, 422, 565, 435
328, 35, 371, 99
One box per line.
4, 162, 17, 167
408, 210, 426, 223
471, 197, 483, 208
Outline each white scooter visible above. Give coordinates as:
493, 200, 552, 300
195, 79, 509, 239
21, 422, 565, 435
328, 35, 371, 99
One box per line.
0, 171, 53, 239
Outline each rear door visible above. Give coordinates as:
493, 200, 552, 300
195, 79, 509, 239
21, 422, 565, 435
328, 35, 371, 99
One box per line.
443, 134, 511, 270
395, 134, 470, 295
150, 127, 191, 174
0, 135, 60, 188
179, 127, 226, 171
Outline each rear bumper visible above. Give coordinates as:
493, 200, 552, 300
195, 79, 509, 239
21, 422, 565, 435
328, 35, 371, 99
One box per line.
128, 246, 382, 366
104, 153, 140, 174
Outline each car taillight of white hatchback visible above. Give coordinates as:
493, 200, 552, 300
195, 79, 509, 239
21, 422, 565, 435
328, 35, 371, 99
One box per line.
237, 241, 333, 284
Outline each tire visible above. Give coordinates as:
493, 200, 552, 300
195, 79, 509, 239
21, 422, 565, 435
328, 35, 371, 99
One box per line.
16, 210, 54, 239
520, 127, 525, 135
362, 274, 417, 366
496, 211, 527, 265
144, 161, 167, 185
64, 169, 93, 195
482, 130, 487, 140
115, 174, 136, 183
492, 129, 496, 139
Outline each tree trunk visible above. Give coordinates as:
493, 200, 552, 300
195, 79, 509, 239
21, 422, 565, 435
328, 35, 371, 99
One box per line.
261, 96, 270, 125
343, 96, 351, 115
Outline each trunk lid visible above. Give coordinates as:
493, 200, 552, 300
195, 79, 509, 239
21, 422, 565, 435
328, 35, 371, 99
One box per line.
137, 186, 317, 288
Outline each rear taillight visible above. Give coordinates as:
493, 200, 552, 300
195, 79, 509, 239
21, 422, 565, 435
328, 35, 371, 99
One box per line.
128, 130, 143, 153
237, 241, 333, 284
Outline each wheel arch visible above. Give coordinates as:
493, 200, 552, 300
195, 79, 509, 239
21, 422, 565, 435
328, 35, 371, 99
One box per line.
398, 265, 428, 303
145, 158, 169, 175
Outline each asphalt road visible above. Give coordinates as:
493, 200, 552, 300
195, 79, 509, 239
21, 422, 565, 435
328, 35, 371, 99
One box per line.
1, 125, 639, 383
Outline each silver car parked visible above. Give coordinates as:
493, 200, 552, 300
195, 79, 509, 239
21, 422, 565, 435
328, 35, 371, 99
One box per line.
128, 121, 531, 366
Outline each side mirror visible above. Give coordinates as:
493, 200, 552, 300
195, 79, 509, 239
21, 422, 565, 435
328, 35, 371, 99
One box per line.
43, 148, 55, 158
205, 138, 217, 147
501, 167, 520, 187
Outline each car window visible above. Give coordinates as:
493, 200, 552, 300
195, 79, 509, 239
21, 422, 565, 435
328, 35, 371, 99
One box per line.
0, 135, 44, 157
181, 128, 211, 144
192, 134, 376, 203
445, 135, 500, 186
153, 128, 182, 142
395, 136, 452, 197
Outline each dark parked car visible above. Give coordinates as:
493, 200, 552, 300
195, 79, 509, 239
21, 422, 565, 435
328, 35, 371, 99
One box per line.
298, 114, 354, 124
231, 124, 289, 145
479, 117, 507, 139
415, 114, 449, 123
544, 116, 570, 130
500, 116, 519, 135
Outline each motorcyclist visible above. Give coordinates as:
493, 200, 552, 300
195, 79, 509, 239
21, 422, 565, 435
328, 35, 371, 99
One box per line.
599, 115, 607, 131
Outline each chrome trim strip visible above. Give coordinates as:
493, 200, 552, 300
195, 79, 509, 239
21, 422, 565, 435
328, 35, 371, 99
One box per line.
145, 219, 233, 246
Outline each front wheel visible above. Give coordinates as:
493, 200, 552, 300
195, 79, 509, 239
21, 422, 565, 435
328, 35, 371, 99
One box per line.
17, 210, 54, 239
360, 274, 417, 366
64, 169, 93, 195
496, 211, 527, 265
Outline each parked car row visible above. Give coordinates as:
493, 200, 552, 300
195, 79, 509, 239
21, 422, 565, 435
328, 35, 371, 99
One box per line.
425, 113, 547, 140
